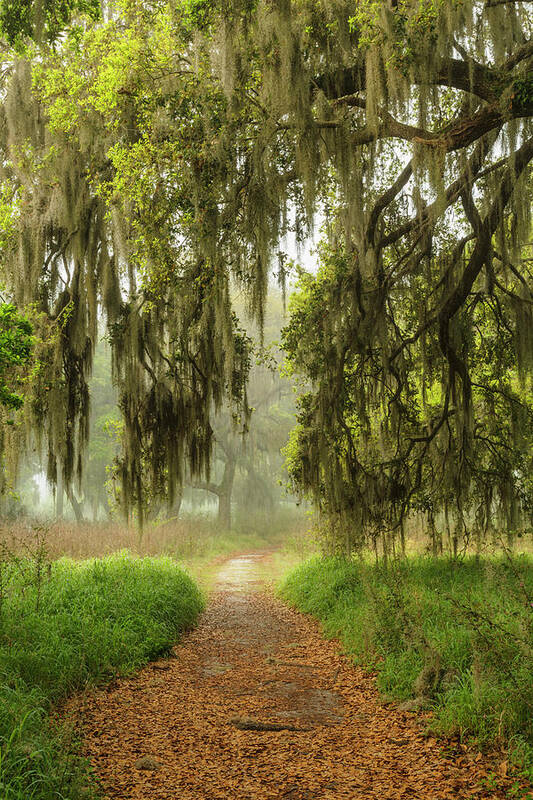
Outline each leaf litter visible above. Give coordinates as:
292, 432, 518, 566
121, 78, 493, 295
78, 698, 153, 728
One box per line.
61, 554, 532, 800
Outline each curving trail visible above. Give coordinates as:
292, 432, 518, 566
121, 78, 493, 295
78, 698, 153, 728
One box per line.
67, 553, 515, 800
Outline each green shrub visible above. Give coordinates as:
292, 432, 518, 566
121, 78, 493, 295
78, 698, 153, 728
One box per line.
280, 555, 533, 777
0, 552, 204, 799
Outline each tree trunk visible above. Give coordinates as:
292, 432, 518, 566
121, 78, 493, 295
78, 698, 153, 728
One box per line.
382, 532, 390, 568
55, 469, 64, 519
372, 535, 379, 565
218, 491, 231, 530
429, 512, 438, 557
217, 456, 236, 530
165, 489, 183, 521
66, 487, 85, 523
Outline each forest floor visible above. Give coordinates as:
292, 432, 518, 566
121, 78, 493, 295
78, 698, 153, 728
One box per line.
64, 552, 520, 800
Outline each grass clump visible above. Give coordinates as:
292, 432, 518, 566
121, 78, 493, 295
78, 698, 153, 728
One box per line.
280, 554, 533, 777
0, 552, 204, 800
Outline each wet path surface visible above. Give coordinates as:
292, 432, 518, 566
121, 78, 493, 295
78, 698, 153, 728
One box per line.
67, 554, 514, 799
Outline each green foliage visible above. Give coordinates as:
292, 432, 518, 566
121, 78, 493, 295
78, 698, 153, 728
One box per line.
349, 0, 456, 62
0, 184, 20, 254
0, 304, 33, 411
512, 72, 533, 112
0, 0, 101, 45
0, 552, 204, 799
281, 554, 533, 776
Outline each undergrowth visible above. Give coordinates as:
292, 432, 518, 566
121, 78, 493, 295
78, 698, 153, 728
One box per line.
280, 555, 533, 779
0, 552, 204, 799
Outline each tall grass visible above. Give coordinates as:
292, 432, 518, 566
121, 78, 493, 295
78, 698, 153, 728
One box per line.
3, 507, 309, 561
280, 555, 533, 777
0, 552, 204, 800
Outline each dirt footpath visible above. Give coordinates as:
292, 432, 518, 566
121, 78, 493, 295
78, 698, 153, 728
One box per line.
67, 554, 518, 799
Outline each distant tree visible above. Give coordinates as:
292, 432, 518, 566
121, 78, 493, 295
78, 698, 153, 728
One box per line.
166, 292, 297, 529
193, 357, 295, 530
82, 341, 120, 520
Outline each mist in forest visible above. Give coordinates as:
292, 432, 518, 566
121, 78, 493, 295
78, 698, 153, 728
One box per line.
5, 289, 306, 545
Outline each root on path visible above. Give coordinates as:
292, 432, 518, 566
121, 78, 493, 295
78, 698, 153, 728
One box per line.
63, 553, 520, 800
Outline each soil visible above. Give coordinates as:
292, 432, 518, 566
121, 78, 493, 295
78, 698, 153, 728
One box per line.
64, 553, 526, 800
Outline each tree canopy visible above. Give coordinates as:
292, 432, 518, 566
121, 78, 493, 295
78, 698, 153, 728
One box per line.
0, 0, 531, 541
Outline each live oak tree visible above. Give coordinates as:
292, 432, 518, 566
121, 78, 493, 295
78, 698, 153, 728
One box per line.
269, 1, 533, 551
283, 239, 533, 555
225, 0, 533, 549
0, 0, 532, 543
0, 0, 253, 523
